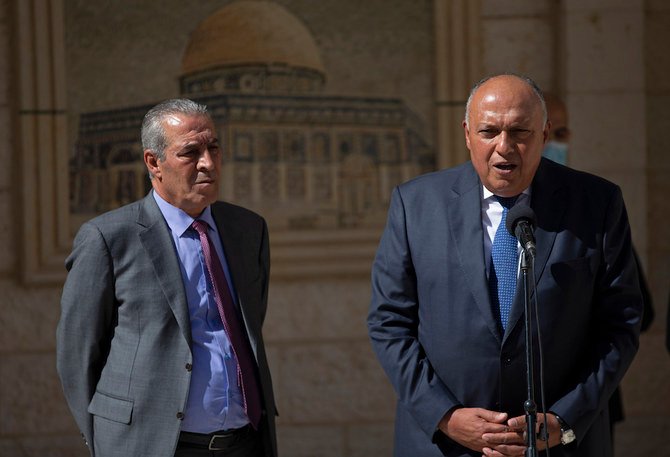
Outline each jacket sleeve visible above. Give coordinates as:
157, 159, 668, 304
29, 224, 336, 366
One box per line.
367, 187, 461, 439
56, 222, 116, 456
549, 185, 642, 443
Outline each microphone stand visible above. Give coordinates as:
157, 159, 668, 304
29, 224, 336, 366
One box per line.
521, 248, 538, 457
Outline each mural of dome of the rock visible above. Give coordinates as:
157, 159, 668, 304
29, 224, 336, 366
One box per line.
70, 0, 432, 232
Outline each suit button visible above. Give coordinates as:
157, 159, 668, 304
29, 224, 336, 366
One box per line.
185, 363, 192, 371
176, 412, 185, 420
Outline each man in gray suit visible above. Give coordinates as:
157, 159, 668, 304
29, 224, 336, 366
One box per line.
368, 74, 642, 456
57, 99, 277, 457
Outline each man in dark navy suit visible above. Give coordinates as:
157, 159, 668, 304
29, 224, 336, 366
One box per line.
368, 74, 642, 457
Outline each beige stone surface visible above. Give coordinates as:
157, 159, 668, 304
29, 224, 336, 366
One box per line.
276, 424, 345, 457
0, 20, 7, 107
481, 17, 554, 89
0, 108, 11, 191
481, 0, 551, 16
646, 96, 670, 170
564, 0, 644, 11
646, 12, 670, 93
648, 168, 670, 251
264, 280, 372, 343
9, 435, 89, 457
273, 341, 395, 424
565, 8, 644, 92
0, 354, 77, 435
646, 0, 670, 11
0, 439, 23, 457
620, 332, 670, 416
0, 1, 668, 456
568, 92, 646, 170
0, 193, 14, 273
615, 414, 670, 457
0, 280, 62, 352
347, 423, 394, 457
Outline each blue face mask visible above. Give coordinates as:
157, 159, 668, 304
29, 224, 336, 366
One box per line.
542, 141, 568, 165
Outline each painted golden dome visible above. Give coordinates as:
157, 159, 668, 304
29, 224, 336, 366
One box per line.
181, 1, 325, 76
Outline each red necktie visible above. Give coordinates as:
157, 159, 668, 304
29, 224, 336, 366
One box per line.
191, 220, 262, 429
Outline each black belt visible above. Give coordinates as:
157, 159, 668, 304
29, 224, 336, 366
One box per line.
179, 424, 253, 451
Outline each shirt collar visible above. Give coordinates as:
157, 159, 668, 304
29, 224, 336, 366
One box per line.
152, 190, 217, 237
482, 185, 531, 202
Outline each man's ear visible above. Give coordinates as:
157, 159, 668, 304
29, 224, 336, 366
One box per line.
144, 150, 161, 179
463, 120, 472, 150
543, 120, 551, 145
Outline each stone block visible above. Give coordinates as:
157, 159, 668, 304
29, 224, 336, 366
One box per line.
0, 281, 62, 352
646, 12, 670, 92
614, 415, 669, 457
481, 17, 553, 89
646, 95, 670, 169
0, 193, 15, 274
563, 0, 644, 11
0, 354, 77, 435
565, 9, 644, 92
274, 341, 395, 424
619, 333, 670, 416
648, 170, 670, 250
347, 423, 394, 457
0, 19, 7, 107
264, 280, 372, 343
481, 0, 551, 17
646, 0, 670, 11
647, 252, 670, 314
0, 109, 11, 189
276, 424, 345, 457
0, 439, 23, 457
15, 434, 89, 457
568, 92, 646, 171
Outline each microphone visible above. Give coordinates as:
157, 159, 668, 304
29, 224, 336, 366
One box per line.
505, 205, 537, 258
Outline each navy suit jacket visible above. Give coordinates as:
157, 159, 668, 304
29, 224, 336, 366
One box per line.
57, 194, 277, 457
368, 158, 642, 456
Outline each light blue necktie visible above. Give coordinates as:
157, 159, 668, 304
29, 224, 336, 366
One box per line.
488, 196, 519, 331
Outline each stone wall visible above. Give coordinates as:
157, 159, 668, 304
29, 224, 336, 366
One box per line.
1, 1, 668, 457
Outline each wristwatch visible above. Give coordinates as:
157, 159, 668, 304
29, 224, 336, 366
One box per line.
554, 414, 576, 445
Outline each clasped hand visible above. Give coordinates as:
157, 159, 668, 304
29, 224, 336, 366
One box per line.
438, 407, 562, 457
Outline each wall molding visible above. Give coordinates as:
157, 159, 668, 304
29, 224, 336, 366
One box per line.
433, 0, 481, 169
17, 0, 69, 284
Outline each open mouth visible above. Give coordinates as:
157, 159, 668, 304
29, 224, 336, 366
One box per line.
494, 163, 517, 172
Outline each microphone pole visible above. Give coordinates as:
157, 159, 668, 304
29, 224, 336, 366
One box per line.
521, 247, 537, 457
506, 206, 538, 457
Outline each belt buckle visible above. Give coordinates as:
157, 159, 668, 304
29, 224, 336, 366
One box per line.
208, 432, 233, 451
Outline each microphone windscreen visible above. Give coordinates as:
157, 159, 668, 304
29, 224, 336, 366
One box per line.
505, 204, 537, 237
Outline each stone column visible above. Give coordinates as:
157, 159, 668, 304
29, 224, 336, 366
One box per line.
433, 0, 482, 169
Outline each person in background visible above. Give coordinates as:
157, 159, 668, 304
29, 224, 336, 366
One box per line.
57, 99, 277, 457
543, 91, 655, 446
368, 74, 643, 457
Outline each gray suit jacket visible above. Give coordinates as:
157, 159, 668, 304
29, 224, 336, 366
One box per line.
368, 158, 642, 456
57, 194, 277, 457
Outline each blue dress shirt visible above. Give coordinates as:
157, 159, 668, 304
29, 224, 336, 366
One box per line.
153, 191, 249, 433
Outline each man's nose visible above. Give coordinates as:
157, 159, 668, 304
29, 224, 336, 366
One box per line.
198, 149, 216, 169
495, 131, 514, 155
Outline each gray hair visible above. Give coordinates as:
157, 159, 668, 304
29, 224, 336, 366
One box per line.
141, 98, 209, 161
464, 73, 547, 129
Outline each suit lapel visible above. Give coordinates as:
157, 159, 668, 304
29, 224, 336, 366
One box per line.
447, 165, 503, 344
211, 204, 259, 357
504, 159, 567, 340
137, 194, 192, 345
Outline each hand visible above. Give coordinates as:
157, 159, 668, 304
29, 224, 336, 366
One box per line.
438, 407, 526, 456
481, 412, 563, 456
505, 413, 563, 450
